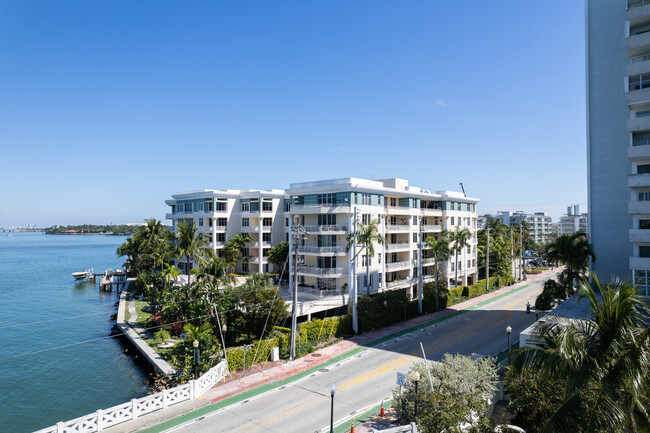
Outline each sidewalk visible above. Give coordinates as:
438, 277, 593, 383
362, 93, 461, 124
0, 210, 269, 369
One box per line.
120, 267, 560, 433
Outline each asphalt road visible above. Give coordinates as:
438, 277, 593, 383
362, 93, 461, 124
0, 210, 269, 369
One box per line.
164, 272, 555, 433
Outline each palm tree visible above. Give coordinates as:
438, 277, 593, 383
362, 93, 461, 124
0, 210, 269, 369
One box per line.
544, 232, 595, 293
176, 221, 211, 277
448, 227, 471, 287
511, 274, 650, 432
425, 234, 450, 311
346, 219, 384, 295
192, 252, 233, 288
161, 263, 180, 286
221, 234, 252, 273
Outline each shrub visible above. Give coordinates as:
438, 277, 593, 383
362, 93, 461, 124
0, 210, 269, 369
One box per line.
226, 338, 278, 372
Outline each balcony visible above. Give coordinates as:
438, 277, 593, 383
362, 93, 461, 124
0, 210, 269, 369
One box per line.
628, 2, 650, 21
386, 279, 411, 289
302, 225, 347, 233
629, 143, 650, 159
421, 225, 442, 232
628, 116, 650, 132
630, 256, 650, 269
627, 87, 650, 107
385, 206, 417, 214
629, 173, 650, 188
629, 200, 650, 213
290, 204, 350, 214
250, 257, 269, 265
630, 229, 650, 242
252, 242, 271, 248
296, 266, 343, 276
386, 260, 411, 271
386, 224, 412, 233
420, 208, 442, 216
300, 246, 347, 255
211, 225, 227, 231
628, 31, 650, 57
251, 225, 273, 232
386, 242, 410, 251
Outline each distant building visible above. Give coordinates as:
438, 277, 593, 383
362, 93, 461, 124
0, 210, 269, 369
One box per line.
481, 211, 553, 245
558, 205, 589, 237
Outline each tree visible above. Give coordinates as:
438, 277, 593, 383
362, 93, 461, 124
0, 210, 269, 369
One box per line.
346, 219, 384, 295
116, 219, 175, 276
510, 274, 650, 432
393, 355, 497, 432
267, 241, 289, 279
176, 221, 211, 276
424, 234, 450, 311
171, 322, 221, 379
192, 252, 232, 288
448, 227, 471, 287
222, 234, 252, 273
543, 232, 595, 294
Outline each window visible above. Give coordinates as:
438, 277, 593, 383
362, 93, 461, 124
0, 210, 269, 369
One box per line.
217, 218, 227, 227
637, 110, 650, 118
317, 278, 337, 290
468, 260, 471, 268
413, 233, 418, 242
242, 262, 249, 272
362, 255, 372, 266
640, 246, 650, 258
217, 233, 225, 242
241, 202, 250, 212
242, 217, 249, 227
317, 193, 336, 205
318, 235, 337, 247
263, 233, 271, 242
629, 73, 650, 91
242, 248, 249, 257
451, 263, 455, 272
262, 200, 272, 211
263, 248, 270, 256
361, 193, 371, 205
263, 218, 272, 226
362, 214, 371, 224
391, 253, 397, 262
390, 216, 397, 225
450, 217, 455, 225
198, 218, 204, 226
639, 192, 650, 201
198, 202, 204, 212
640, 220, 650, 229
284, 201, 290, 211
216, 200, 227, 211
467, 246, 471, 254
639, 164, 650, 174
318, 257, 337, 268
390, 197, 397, 206
413, 216, 417, 225
208, 218, 213, 227
458, 262, 462, 271
318, 214, 336, 225
286, 218, 289, 226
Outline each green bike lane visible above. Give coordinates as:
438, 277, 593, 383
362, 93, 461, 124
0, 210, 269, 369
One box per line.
138, 269, 558, 433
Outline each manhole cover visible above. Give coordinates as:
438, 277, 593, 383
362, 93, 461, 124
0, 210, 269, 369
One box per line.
319, 368, 329, 373
312, 353, 322, 357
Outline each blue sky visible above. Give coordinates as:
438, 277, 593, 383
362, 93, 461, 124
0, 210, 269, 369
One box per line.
0, 1, 586, 227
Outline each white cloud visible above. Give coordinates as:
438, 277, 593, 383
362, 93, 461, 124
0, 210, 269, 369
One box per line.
435, 99, 453, 108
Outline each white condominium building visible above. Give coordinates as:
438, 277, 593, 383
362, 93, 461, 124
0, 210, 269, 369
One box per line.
165, 177, 479, 299
487, 211, 554, 245
558, 205, 589, 237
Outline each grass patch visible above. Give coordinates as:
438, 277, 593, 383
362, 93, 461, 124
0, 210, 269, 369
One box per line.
124, 301, 131, 323
134, 300, 151, 327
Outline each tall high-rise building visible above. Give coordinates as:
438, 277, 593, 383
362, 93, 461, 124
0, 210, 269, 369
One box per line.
587, 0, 650, 295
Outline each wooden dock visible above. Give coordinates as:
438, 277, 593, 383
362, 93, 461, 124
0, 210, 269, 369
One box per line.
94, 270, 127, 291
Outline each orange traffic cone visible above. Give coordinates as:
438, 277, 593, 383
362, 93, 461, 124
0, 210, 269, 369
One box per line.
350, 419, 355, 433
380, 400, 385, 416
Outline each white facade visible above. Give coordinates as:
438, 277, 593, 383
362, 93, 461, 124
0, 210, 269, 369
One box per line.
558, 205, 589, 237
483, 211, 553, 245
166, 177, 480, 300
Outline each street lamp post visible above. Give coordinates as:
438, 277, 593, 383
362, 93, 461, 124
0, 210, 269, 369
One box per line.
412, 371, 420, 418
506, 325, 512, 364
193, 340, 200, 380
329, 384, 336, 433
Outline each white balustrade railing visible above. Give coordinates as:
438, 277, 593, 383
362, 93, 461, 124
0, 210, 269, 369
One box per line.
386, 242, 409, 251
300, 245, 346, 254
296, 266, 343, 275
386, 225, 411, 232
421, 225, 442, 232
387, 260, 411, 270
302, 225, 348, 232
35, 359, 228, 433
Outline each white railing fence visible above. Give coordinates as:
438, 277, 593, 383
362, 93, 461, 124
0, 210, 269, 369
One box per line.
35, 359, 228, 433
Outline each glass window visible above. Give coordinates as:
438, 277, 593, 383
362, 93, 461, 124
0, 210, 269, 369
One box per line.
242, 217, 249, 227
640, 246, 650, 257
362, 193, 371, 205
263, 233, 271, 242
639, 164, 650, 174
262, 200, 272, 211
263, 217, 272, 226
216, 200, 227, 211
241, 202, 250, 212
217, 233, 225, 242
639, 192, 650, 201
198, 218, 204, 226
217, 218, 227, 227
362, 214, 371, 224
641, 220, 650, 229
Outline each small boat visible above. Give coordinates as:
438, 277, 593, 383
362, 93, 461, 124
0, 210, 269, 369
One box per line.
72, 271, 89, 280
7, 233, 12, 237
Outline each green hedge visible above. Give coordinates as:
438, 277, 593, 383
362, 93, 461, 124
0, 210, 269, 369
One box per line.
447, 276, 514, 306
225, 337, 278, 372
276, 317, 352, 359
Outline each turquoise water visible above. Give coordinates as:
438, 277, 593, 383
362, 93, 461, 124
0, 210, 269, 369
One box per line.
0, 232, 149, 433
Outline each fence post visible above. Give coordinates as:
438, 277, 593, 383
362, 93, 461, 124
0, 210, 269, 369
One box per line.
162, 389, 168, 409
131, 398, 138, 419
57, 421, 64, 433
97, 409, 104, 431
189, 379, 195, 400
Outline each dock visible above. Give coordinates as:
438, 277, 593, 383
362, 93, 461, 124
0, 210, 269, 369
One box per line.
92, 269, 127, 291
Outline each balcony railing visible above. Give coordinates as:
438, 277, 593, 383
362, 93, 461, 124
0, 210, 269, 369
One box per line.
297, 266, 343, 275
386, 279, 410, 289
386, 242, 409, 251
386, 225, 412, 232
302, 225, 347, 233
386, 260, 411, 271
421, 225, 442, 232
385, 205, 417, 213
300, 246, 346, 254
291, 204, 350, 211
629, 0, 650, 9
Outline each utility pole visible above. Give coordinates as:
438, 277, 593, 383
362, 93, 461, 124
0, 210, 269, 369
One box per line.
418, 217, 423, 314
519, 223, 523, 280
485, 228, 490, 293
510, 229, 514, 279
352, 206, 358, 334
290, 222, 298, 361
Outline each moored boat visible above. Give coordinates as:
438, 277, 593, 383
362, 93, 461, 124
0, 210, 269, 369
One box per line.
72, 271, 89, 280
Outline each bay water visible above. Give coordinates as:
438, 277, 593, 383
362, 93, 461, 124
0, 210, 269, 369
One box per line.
0, 232, 149, 432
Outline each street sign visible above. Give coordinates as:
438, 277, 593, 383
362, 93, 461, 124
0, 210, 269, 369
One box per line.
396, 372, 406, 386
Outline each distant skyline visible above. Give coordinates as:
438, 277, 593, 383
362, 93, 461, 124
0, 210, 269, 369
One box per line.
0, 1, 586, 226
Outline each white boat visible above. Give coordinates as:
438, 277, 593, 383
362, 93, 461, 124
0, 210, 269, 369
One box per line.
7, 233, 11, 237
72, 271, 89, 280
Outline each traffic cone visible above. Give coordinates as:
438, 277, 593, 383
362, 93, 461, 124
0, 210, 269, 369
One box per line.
380, 400, 385, 416
350, 419, 355, 433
